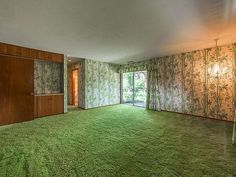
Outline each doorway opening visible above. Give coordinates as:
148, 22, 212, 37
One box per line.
72, 69, 79, 106
122, 71, 147, 107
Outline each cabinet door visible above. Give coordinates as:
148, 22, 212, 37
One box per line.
0, 57, 10, 125
0, 56, 34, 125
52, 95, 64, 115
37, 96, 53, 117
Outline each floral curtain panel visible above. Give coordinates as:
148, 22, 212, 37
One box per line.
146, 59, 161, 110
233, 109, 236, 145
119, 59, 158, 73
119, 60, 149, 73
233, 43, 236, 145
146, 68, 161, 111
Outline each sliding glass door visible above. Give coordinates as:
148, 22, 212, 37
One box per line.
122, 72, 134, 105
122, 71, 147, 107
134, 71, 147, 107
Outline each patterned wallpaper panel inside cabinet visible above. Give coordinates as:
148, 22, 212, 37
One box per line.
34, 61, 63, 95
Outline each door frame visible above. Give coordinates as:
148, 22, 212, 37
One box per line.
71, 68, 78, 105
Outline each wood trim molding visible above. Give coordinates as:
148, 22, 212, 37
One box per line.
0, 42, 64, 63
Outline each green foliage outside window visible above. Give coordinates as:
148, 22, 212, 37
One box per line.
122, 71, 146, 106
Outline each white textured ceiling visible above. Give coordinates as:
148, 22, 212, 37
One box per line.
1, 0, 236, 64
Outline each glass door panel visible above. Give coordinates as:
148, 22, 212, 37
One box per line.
122, 72, 134, 105
134, 71, 147, 107
122, 71, 147, 107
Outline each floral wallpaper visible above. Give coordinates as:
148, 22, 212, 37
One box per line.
157, 44, 235, 121
84, 59, 120, 109
34, 61, 44, 94
34, 61, 63, 95
78, 60, 86, 109
120, 43, 236, 122
67, 59, 120, 109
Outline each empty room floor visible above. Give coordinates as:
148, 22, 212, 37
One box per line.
0, 105, 235, 177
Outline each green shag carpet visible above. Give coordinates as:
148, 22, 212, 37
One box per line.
0, 105, 236, 177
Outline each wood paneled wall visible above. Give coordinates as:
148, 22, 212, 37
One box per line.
0, 42, 64, 125
0, 42, 64, 63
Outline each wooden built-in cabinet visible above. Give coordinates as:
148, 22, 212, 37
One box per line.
0, 42, 64, 126
34, 94, 64, 118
